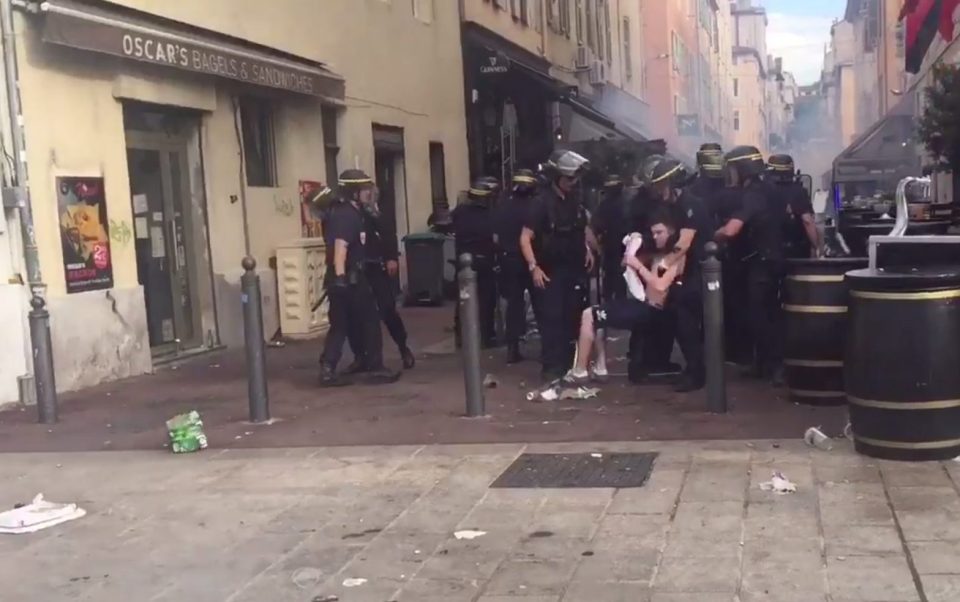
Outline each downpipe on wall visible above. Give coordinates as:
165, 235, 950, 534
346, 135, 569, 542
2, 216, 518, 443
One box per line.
2, 0, 58, 422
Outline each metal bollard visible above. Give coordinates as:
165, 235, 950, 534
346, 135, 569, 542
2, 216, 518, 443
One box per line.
29, 295, 58, 424
241, 257, 270, 423
458, 253, 486, 417
702, 242, 727, 414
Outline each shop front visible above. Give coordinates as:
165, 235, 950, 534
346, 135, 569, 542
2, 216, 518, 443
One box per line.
10, 0, 343, 393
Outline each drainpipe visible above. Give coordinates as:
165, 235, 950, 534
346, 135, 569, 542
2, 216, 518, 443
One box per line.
2, 0, 58, 422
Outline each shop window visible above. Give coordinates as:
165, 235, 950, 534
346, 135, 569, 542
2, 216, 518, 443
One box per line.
520, 0, 529, 25
603, 0, 612, 65
575, 0, 583, 44
429, 142, 447, 211
321, 107, 340, 188
585, 0, 594, 50
239, 97, 277, 188
733, 78, 739, 97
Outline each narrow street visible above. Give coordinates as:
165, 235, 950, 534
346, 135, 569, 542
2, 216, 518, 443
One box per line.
4, 440, 960, 602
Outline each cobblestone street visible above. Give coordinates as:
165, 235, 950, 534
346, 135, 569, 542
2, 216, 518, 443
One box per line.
4, 439, 960, 601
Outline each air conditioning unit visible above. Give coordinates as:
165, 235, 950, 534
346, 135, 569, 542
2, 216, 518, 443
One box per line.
575, 45, 594, 69
589, 60, 607, 86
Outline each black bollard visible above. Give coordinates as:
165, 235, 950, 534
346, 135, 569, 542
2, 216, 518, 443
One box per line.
29, 296, 58, 424
702, 242, 727, 414
458, 253, 485, 417
241, 257, 270, 423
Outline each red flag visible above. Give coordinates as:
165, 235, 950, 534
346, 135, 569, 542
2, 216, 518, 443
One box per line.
900, 0, 921, 20
940, 0, 960, 40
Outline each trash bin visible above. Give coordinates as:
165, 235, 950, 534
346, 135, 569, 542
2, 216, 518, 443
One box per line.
845, 266, 960, 461
782, 257, 867, 406
403, 232, 447, 306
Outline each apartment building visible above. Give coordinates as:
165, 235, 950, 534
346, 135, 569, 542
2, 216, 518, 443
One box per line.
0, 0, 469, 400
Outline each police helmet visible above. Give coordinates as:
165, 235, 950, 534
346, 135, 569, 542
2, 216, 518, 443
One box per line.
640, 154, 665, 186
306, 184, 335, 209
723, 146, 766, 185
766, 154, 796, 183
468, 176, 501, 204
697, 143, 725, 179
511, 169, 539, 195
649, 158, 688, 189
544, 149, 590, 179
338, 169, 374, 198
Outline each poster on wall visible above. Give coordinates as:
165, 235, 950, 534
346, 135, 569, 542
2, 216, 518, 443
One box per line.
299, 180, 326, 238
57, 176, 114, 294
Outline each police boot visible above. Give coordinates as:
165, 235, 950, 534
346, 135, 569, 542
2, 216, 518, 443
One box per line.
319, 364, 350, 388
400, 346, 416, 370
363, 366, 402, 385
343, 359, 368, 375
506, 342, 524, 364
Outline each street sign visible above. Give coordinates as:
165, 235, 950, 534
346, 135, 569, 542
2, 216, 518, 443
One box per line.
677, 114, 701, 137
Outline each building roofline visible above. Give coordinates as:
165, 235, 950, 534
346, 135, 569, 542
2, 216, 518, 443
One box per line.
732, 46, 767, 78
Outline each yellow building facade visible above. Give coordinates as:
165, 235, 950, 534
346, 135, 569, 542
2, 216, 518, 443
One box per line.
0, 0, 468, 400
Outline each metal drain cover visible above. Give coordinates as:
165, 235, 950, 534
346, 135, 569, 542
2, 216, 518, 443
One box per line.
491, 452, 658, 489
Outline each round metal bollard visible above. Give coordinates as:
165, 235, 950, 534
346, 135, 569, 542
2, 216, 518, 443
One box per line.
241, 257, 270, 423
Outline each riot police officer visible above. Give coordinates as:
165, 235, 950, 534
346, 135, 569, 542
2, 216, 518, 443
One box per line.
357, 188, 416, 370
319, 169, 400, 386
494, 169, 541, 363
650, 158, 710, 392
453, 177, 500, 347
592, 173, 632, 302
688, 144, 726, 218
767, 154, 820, 259
521, 149, 593, 381
715, 147, 785, 384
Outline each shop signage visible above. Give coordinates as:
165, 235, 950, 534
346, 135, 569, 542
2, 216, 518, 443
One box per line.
57, 176, 114, 294
677, 114, 701, 137
478, 51, 511, 76
41, 4, 343, 98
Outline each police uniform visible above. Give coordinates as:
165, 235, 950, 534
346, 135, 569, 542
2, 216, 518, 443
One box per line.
768, 154, 816, 260
720, 147, 786, 381
319, 170, 399, 386
494, 170, 541, 363
653, 159, 710, 391
453, 178, 499, 346
526, 150, 591, 380
360, 209, 416, 369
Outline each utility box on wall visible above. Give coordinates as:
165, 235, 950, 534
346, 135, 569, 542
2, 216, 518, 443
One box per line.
276, 239, 328, 339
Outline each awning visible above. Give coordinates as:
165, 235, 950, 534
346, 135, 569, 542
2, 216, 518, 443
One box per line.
559, 96, 624, 143
832, 93, 920, 184
37, 0, 345, 99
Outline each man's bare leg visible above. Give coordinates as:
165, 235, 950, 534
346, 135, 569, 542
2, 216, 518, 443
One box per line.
593, 328, 609, 378
567, 308, 595, 381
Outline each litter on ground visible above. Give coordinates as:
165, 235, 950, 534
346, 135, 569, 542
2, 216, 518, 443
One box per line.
759, 471, 798, 495
454, 530, 487, 540
0, 494, 86, 534
342, 578, 368, 587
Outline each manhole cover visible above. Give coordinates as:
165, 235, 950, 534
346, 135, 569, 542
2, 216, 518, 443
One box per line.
490, 452, 658, 489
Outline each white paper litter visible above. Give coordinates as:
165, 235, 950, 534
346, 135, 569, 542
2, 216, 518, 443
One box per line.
0, 494, 86, 534
454, 530, 487, 540
342, 578, 368, 587
621, 233, 646, 302
590, 453, 603, 459
759, 472, 798, 495
559, 386, 600, 400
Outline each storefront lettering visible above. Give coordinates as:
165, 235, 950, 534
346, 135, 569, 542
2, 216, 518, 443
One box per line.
119, 32, 315, 95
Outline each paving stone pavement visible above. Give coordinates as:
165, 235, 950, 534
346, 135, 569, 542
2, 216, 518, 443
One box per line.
3, 439, 960, 601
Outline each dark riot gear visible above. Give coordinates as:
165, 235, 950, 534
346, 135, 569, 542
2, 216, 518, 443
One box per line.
649, 159, 689, 189
468, 176, 501, 206
697, 143, 725, 179
724, 146, 766, 184
766, 154, 797, 183
543, 149, 590, 179
512, 169, 539, 195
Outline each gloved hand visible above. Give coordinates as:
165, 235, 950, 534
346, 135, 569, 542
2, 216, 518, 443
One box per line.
329, 274, 349, 294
